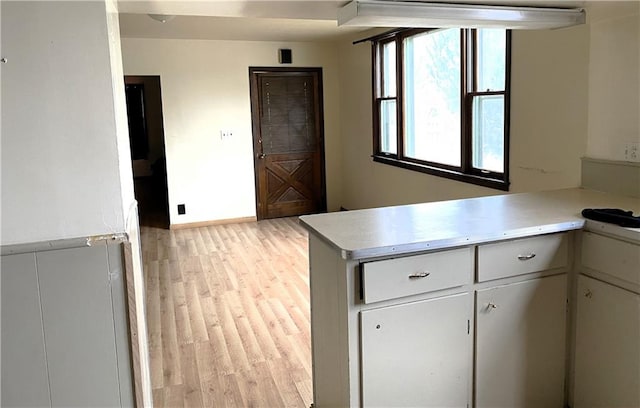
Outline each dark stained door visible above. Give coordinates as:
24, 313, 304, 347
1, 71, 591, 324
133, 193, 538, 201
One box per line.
249, 68, 326, 220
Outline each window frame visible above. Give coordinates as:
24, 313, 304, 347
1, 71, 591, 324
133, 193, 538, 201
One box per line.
372, 28, 512, 191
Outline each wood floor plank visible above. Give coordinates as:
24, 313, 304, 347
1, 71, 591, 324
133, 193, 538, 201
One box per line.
268, 297, 301, 336
152, 387, 164, 408
235, 361, 286, 408
146, 260, 162, 349
169, 259, 182, 283
295, 378, 314, 407
218, 298, 252, 373
149, 346, 164, 391
172, 282, 194, 346
191, 228, 208, 256
238, 290, 281, 361
163, 385, 184, 408
255, 299, 309, 384
201, 373, 245, 407
159, 257, 182, 387
183, 280, 209, 343
142, 217, 311, 407
223, 291, 264, 365
267, 358, 308, 407
179, 343, 204, 408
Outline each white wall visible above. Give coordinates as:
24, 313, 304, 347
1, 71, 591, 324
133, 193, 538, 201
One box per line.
120, 38, 342, 225
1, 1, 134, 245
338, 25, 590, 210
586, 1, 640, 162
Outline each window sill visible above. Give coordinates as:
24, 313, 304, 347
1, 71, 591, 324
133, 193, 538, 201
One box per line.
372, 155, 510, 191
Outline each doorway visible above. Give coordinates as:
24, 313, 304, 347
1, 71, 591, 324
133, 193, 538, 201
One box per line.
124, 75, 169, 228
249, 67, 327, 220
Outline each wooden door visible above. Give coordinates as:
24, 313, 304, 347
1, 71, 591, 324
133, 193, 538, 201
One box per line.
475, 275, 567, 408
249, 68, 326, 220
360, 293, 471, 407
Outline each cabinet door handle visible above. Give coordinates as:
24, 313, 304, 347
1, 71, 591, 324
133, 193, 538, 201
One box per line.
408, 272, 430, 279
517, 253, 536, 261
487, 303, 498, 310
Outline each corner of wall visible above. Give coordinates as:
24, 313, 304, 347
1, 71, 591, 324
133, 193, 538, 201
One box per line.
581, 157, 640, 198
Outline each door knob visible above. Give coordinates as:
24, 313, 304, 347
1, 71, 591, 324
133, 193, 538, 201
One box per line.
258, 153, 266, 159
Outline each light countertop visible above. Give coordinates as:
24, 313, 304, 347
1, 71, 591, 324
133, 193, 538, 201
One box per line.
299, 188, 640, 260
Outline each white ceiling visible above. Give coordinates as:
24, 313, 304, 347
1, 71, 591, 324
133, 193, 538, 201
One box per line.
118, 14, 368, 42
117, 0, 586, 42
118, 0, 369, 41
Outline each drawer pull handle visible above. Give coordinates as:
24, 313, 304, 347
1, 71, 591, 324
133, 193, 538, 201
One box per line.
517, 253, 536, 261
408, 272, 430, 279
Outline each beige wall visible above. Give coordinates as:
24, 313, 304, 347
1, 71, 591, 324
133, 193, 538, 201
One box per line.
586, 1, 640, 162
121, 38, 341, 225
338, 26, 590, 210
121, 2, 637, 217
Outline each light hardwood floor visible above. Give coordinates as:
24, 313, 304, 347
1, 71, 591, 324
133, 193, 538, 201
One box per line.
140, 218, 312, 407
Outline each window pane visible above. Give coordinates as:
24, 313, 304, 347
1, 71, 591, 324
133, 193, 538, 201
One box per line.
472, 94, 504, 173
477, 29, 506, 92
380, 99, 397, 154
404, 29, 461, 167
382, 41, 396, 97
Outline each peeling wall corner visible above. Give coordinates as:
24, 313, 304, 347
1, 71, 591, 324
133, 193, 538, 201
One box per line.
125, 200, 140, 236
86, 233, 128, 247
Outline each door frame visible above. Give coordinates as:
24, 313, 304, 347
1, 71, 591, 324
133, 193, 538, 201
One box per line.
248, 66, 327, 220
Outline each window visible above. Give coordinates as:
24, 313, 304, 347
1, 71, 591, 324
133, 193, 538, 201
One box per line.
373, 28, 511, 190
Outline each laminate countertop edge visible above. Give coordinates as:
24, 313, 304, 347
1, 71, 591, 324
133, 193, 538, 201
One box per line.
299, 188, 640, 261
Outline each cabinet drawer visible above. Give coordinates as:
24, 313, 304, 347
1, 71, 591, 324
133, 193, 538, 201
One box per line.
477, 233, 569, 282
582, 232, 640, 286
361, 247, 472, 304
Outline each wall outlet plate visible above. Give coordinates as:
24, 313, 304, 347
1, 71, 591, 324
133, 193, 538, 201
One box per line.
624, 142, 639, 162
177, 204, 186, 215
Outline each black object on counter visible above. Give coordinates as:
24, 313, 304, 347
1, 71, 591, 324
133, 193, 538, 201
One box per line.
581, 208, 640, 228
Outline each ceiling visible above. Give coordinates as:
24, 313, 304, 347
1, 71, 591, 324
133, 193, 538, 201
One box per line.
117, 0, 586, 42
118, 0, 369, 41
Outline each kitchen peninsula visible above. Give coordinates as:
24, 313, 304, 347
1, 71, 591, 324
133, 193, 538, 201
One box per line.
300, 188, 640, 408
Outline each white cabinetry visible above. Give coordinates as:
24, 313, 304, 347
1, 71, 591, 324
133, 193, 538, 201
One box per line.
361, 293, 470, 408
573, 232, 640, 407
574, 276, 640, 407
308, 230, 571, 408
301, 189, 640, 408
475, 275, 567, 408
477, 233, 568, 282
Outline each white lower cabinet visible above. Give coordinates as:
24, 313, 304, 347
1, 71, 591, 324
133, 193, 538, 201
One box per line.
361, 292, 470, 408
475, 275, 567, 408
573, 275, 640, 408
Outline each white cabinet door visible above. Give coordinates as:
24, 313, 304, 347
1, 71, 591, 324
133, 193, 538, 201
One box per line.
476, 275, 567, 408
361, 293, 470, 408
574, 275, 640, 408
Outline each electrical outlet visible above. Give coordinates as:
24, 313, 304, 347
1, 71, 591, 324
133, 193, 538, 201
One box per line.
178, 204, 186, 215
220, 130, 233, 139
624, 142, 639, 162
